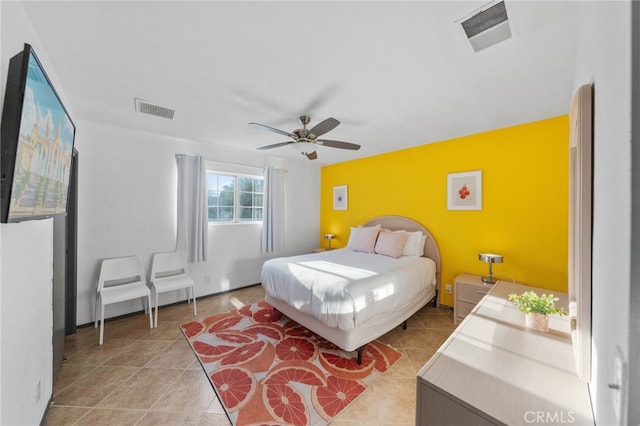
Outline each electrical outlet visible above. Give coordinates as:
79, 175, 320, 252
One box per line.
204, 275, 211, 284
445, 284, 452, 294
35, 379, 41, 402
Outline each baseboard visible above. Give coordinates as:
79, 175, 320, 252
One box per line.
75, 282, 262, 330
39, 396, 53, 426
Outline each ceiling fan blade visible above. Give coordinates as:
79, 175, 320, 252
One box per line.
316, 139, 361, 150
309, 117, 340, 137
257, 141, 294, 150
249, 122, 296, 139
305, 151, 318, 160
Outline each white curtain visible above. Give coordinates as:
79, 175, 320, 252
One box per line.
261, 166, 284, 253
176, 154, 208, 263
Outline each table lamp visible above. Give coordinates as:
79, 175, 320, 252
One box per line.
324, 234, 336, 250
478, 253, 503, 284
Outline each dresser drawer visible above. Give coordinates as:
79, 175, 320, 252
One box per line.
456, 283, 490, 304
455, 300, 478, 320
453, 274, 495, 326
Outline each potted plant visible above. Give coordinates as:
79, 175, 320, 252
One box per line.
508, 291, 567, 332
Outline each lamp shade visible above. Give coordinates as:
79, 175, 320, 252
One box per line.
478, 253, 503, 264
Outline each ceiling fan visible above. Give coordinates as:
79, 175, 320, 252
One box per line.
249, 115, 360, 160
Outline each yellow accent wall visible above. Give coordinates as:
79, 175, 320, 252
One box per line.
320, 116, 569, 306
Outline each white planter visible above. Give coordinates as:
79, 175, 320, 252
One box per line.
525, 313, 549, 332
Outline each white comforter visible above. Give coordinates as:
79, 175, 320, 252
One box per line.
261, 248, 436, 331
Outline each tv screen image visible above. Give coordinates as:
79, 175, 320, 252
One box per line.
1, 44, 75, 223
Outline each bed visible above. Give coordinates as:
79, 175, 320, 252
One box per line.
261, 215, 441, 359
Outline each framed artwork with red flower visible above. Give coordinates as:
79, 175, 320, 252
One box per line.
447, 170, 482, 210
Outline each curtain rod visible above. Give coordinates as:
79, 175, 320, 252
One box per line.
174, 154, 288, 172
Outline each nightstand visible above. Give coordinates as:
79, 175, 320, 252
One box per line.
453, 273, 494, 325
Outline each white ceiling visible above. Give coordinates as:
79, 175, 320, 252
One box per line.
19, 1, 581, 165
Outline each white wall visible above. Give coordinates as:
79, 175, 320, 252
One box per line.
1, 2, 72, 424
573, 2, 632, 424
0, 220, 54, 425
630, 5, 640, 424
74, 121, 320, 325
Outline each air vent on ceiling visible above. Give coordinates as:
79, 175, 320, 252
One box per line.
460, 1, 512, 53
134, 98, 175, 119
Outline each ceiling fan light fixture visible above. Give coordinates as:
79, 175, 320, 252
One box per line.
291, 142, 316, 155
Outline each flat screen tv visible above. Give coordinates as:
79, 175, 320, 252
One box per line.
1, 43, 76, 223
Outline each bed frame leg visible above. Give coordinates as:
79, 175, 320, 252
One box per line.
403, 320, 408, 330
356, 346, 365, 364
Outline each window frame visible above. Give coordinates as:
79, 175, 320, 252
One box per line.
206, 171, 264, 224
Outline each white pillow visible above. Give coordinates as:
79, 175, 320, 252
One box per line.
419, 235, 427, 256
403, 231, 424, 257
375, 230, 409, 258
347, 225, 381, 253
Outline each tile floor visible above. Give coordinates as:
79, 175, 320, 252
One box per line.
44, 285, 455, 425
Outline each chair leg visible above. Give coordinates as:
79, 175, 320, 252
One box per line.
192, 286, 197, 317
154, 291, 159, 328
147, 295, 154, 329
99, 304, 105, 345
94, 295, 99, 328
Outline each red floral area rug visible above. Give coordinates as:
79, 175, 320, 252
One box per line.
180, 301, 401, 425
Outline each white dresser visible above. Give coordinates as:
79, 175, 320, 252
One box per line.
416, 281, 594, 425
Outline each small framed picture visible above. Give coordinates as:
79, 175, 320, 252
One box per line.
447, 170, 482, 211
333, 185, 348, 211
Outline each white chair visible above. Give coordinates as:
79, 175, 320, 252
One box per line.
150, 250, 197, 328
94, 255, 153, 345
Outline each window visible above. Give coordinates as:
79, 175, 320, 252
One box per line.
207, 172, 264, 223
